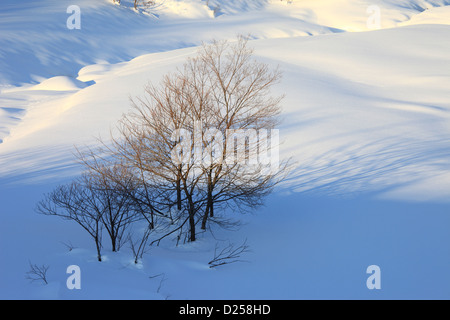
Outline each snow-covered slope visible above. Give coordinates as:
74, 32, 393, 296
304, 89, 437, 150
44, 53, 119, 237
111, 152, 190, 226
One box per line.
1, 0, 450, 300
400, 4, 450, 26
2, 0, 450, 86
2, 24, 450, 200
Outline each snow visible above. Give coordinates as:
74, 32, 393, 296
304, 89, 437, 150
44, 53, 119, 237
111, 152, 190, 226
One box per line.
29, 76, 90, 91
1, 0, 450, 299
400, 5, 450, 26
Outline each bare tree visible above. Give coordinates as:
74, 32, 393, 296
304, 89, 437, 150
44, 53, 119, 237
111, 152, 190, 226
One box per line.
25, 261, 50, 285
103, 71, 206, 242
61, 241, 77, 252
136, 0, 156, 10
208, 239, 251, 268
72, 36, 287, 248
128, 227, 152, 264
149, 273, 167, 294
112, 0, 159, 12
36, 178, 104, 261
76, 157, 142, 252
186, 37, 286, 230
34, 162, 142, 260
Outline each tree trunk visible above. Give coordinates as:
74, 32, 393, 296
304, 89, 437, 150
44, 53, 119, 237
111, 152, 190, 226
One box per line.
189, 209, 196, 242
177, 166, 182, 211
201, 172, 214, 230
95, 236, 102, 262
201, 205, 209, 230
187, 197, 196, 242
150, 208, 155, 229
111, 236, 116, 252
209, 201, 214, 217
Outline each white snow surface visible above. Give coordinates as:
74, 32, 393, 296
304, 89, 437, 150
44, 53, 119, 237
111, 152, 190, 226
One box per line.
1, 0, 450, 299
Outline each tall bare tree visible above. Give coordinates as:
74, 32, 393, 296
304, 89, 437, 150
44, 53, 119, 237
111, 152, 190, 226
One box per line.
70, 37, 287, 248
103, 37, 286, 241
189, 37, 285, 230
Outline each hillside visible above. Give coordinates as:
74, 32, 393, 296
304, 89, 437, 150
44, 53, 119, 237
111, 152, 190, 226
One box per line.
0, 0, 449, 300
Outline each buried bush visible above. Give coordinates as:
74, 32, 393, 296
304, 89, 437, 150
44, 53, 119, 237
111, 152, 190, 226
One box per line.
36, 164, 140, 261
